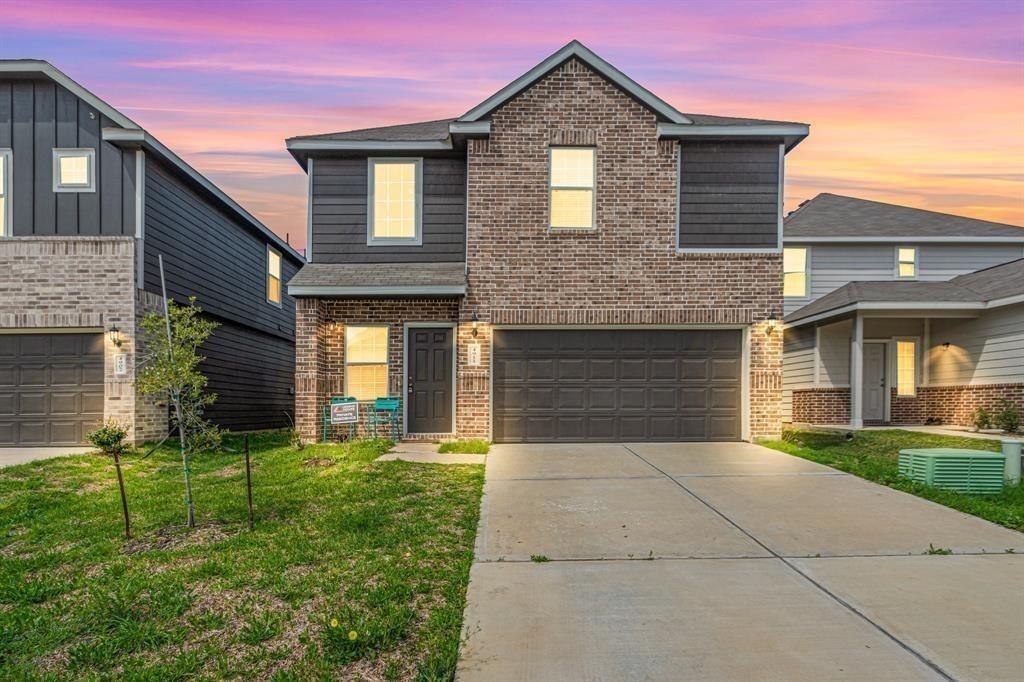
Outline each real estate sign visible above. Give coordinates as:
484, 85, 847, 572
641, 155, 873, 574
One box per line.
330, 402, 359, 425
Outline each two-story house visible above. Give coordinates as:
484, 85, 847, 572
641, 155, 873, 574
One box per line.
782, 193, 1024, 428
286, 41, 809, 443
0, 61, 303, 446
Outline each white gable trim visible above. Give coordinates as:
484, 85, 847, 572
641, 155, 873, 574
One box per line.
458, 40, 692, 124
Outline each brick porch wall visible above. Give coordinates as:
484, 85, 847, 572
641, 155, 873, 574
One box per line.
792, 388, 851, 425
890, 384, 1024, 427
463, 58, 783, 440
294, 298, 460, 442
0, 237, 163, 443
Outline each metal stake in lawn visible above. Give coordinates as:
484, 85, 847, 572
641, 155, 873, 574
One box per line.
159, 255, 195, 528
245, 434, 254, 531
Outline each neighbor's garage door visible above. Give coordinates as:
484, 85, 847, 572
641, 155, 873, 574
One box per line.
0, 334, 104, 446
493, 329, 742, 443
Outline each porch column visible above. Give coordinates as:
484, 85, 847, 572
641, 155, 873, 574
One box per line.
850, 313, 864, 428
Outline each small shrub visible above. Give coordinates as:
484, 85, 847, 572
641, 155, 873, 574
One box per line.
970, 407, 992, 430
86, 420, 133, 539
994, 398, 1020, 434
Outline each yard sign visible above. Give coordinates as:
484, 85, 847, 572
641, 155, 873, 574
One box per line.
330, 401, 359, 425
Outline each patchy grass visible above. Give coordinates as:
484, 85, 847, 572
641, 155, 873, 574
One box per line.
762, 429, 1024, 532
0, 431, 484, 680
437, 440, 490, 455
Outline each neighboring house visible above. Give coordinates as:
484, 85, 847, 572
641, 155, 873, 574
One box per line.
0, 61, 303, 446
781, 194, 1024, 427
286, 40, 809, 443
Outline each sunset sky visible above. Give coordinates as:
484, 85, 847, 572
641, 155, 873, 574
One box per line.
5, 0, 1022, 252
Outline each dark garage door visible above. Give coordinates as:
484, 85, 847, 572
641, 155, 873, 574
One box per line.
0, 334, 104, 446
493, 329, 742, 443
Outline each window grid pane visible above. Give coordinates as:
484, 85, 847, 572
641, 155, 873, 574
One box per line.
268, 250, 281, 278
896, 340, 916, 396
551, 148, 595, 188
783, 247, 806, 273
551, 188, 594, 228
345, 326, 388, 364
59, 155, 90, 186
267, 275, 281, 304
373, 162, 416, 239
346, 364, 388, 401
783, 272, 807, 298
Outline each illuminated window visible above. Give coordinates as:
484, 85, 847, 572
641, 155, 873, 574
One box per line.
0, 149, 10, 236
53, 148, 95, 192
897, 247, 917, 279
550, 147, 595, 229
368, 158, 420, 243
345, 326, 388, 400
783, 247, 809, 297
896, 339, 917, 397
266, 247, 282, 306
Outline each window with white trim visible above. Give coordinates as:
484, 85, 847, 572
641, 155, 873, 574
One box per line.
53, 148, 96, 192
897, 246, 917, 279
895, 339, 917, 397
344, 326, 388, 400
368, 158, 421, 244
550, 147, 595, 229
0, 149, 10, 236
783, 246, 809, 297
266, 247, 282, 306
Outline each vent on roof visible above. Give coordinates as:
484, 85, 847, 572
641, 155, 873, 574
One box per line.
898, 448, 1005, 495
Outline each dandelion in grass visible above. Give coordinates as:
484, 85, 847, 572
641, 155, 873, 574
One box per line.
348, 630, 358, 641
329, 618, 338, 628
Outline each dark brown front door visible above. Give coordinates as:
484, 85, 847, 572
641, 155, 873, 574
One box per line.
493, 329, 743, 443
407, 327, 454, 434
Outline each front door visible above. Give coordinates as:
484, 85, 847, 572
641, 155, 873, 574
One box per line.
407, 327, 454, 433
863, 343, 887, 422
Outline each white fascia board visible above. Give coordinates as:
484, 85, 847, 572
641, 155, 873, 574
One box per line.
103, 128, 305, 264
286, 139, 452, 152
0, 61, 140, 130
288, 285, 466, 297
783, 235, 1024, 244
659, 122, 810, 151
986, 293, 1024, 309
459, 40, 691, 124
449, 121, 490, 135
786, 301, 987, 327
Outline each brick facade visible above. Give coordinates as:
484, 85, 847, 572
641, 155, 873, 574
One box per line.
890, 384, 1024, 427
0, 237, 164, 443
791, 388, 852, 425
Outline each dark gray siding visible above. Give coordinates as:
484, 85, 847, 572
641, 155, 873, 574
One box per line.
199, 318, 295, 430
0, 78, 135, 236
143, 158, 300, 430
311, 154, 466, 263
678, 141, 780, 249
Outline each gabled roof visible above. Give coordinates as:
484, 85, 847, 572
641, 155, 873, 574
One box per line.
286, 40, 810, 165
0, 60, 303, 263
785, 258, 1024, 325
287, 262, 466, 297
785, 193, 1024, 242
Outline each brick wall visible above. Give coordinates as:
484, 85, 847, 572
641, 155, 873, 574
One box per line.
463, 57, 783, 439
0, 237, 163, 443
890, 384, 1024, 427
294, 298, 460, 442
792, 388, 852, 425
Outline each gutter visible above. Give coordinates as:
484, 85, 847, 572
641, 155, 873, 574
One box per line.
287, 284, 467, 297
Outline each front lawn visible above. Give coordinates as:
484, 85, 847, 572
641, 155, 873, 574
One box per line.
437, 440, 490, 455
762, 429, 1024, 532
0, 432, 484, 680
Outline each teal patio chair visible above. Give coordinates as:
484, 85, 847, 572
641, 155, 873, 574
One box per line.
367, 397, 402, 442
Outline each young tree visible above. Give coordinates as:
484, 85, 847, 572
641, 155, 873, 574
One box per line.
137, 295, 221, 527
86, 421, 133, 539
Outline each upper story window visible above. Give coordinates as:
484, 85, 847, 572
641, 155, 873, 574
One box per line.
896, 246, 917, 279
367, 158, 422, 245
0, 149, 10, 236
266, 247, 282, 306
345, 325, 388, 400
783, 246, 809, 297
53, 148, 96, 193
550, 147, 595, 229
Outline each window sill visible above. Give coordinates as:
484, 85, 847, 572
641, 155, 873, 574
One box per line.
367, 238, 423, 247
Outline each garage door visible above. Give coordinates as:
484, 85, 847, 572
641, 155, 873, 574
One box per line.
0, 334, 104, 446
493, 329, 742, 443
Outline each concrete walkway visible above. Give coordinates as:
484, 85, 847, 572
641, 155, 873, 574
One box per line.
457, 442, 1024, 681
0, 446, 93, 467
375, 441, 486, 464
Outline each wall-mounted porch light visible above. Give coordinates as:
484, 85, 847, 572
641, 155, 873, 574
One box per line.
471, 311, 480, 338
108, 325, 124, 347
765, 311, 779, 336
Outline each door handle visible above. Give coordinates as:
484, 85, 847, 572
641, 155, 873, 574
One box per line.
408, 382, 414, 394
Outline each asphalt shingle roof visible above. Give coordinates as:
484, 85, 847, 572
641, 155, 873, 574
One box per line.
287, 262, 466, 290
785, 193, 1024, 239
785, 259, 1024, 324
287, 118, 455, 143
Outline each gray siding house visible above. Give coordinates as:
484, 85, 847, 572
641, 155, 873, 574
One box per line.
0, 61, 304, 445
781, 194, 1024, 428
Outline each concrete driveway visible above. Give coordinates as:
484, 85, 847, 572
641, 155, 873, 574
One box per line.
0, 446, 93, 467
458, 442, 1024, 681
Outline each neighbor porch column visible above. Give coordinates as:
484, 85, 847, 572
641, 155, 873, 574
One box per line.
850, 313, 864, 429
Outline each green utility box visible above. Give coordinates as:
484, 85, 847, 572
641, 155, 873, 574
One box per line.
898, 448, 1005, 495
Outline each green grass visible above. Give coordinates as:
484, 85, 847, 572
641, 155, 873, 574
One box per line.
437, 440, 490, 455
0, 431, 485, 680
761, 429, 1024, 532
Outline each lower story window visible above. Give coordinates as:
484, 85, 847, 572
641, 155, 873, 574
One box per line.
345, 326, 388, 400
895, 339, 917, 397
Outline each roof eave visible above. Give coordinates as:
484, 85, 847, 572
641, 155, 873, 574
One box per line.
783, 235, 1024, 243
287, 284, 467, 297
785, 300, 988, 327
658, 122, 810, 152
